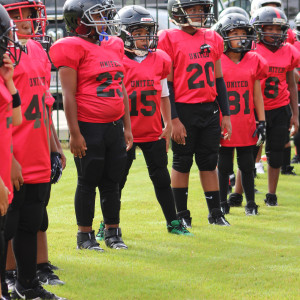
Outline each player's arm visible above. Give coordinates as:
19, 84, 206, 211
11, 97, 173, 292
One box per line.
11, 155, 23, 191
0, 176, 9, 216
215, 59, 232, 140
51, 122, 66, 169
160, 98, 172, 152
294, 68, 300, 84
287, 70, 299, 135
168, 63, 187, 145
121, 82, 133, 151
59, 66, 87, 158
253, 80, 266, 146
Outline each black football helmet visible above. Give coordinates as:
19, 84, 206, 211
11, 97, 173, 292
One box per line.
0, 4, 21, 66
294, 12, 300, 41
218, 7, 249, 21
118, 5, 158, 56
215, 13, 255, 53
251, 6, 288, 48
250, 0, 281, 17
167, 0, 214, 28
63, 0, 121, 40
0, 0, 47, 38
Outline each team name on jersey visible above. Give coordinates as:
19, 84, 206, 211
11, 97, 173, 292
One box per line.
226, 80, 248, 88
188, 51, 210, 60
269, 66, 285, 73
99, 60, 122, 68
29, 76, 46, 87
130, 80, 155, 88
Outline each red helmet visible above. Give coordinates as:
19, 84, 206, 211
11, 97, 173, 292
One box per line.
0, 0, 47, 38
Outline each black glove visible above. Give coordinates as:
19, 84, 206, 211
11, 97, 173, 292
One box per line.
252, 121, 266, 147
50, 152, 62, 184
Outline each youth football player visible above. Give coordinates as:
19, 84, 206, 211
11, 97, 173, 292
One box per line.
0, 0, 65, 299
107, 5, 192, 237
50, 0, 133, 251
252, 7, 299, 206
215, 13, 267, 215
158, 0, 232, 227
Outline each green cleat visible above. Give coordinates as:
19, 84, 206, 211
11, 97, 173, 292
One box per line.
96, 221, 105, 241
167, 220, 194, 236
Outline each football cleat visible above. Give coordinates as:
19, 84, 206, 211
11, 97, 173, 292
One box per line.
208, 208, 230, 226
77, 231, 104, 252
5, 270, 16, 293
11, 280, 66, 300
176, 210, 192, 228
281, 165, 296, 175
245, 201, 259, 216
47, 261, 60, 271
255, 161, 265, 174
291, 154, 300, 164
227, 193, 243, 207
37, 263, 65, 286
104, 228, 128, 250
167, 220, 193, 236
96, 221, 105, 241
220, 201, 230, 214
264, 193, 278, 206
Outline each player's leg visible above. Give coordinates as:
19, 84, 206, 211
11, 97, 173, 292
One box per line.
0, 215, 5, 299
236, 146, 258, 215
100, 120, 128, 249
195, 102, 229, 226
281, 141, 296, 175
141, 140, 192, 235
75, 121, 106, 252
171, 103, 195, 228
265, 106, 291, 206
218, 147, 234, 214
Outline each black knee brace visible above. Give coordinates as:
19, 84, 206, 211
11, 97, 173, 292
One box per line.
172, 153, 193, 173
75, 181, 96, 227
196, 152, 218, 171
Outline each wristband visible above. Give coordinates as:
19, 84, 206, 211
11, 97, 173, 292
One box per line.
12, 91, 21, 108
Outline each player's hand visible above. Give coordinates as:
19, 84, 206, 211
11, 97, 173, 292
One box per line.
50, 152, 63, 184
0, 179, 9, 216
0, 54, 14, 83
58, 149, 66, 170
290, 114, 299, 136
252, 120, 266, 146
221, 116, 232, 141
159, 124, 172, 152
70, 133, 87, 158
11, 157, 24, 191
172, 118, 187, 145
124, 128, 133, 151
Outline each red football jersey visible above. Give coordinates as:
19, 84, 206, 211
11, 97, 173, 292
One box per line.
220, 52, 268, 147
123, 50, 171, 142
292, 39, 300, 92
255, 43, 300, 110
12, 39, 51, 184
0, 78, 13, 203
49, 37, 126, 123
158, 28, 223, 104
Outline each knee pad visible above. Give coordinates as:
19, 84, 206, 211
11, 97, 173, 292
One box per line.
172, 153, 193, 173
196, 152, 218, 171
75, 182, 96, 227
40, 208, 48, 232
218, 154, 233, 175
268, 151, 283, 168
149, 167, 171, 189
237, 155, 254, 174
4, 210, 19, 241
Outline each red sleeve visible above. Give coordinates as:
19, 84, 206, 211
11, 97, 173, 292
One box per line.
156, 49, 171, 79
255, 53, 269, 80
287, 44, 300, 71
157, 30, 174, 61
49, 38, 84, 70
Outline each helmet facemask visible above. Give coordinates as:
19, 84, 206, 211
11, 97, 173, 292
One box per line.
257, 24, 288, 48
80, 3, 121, 41
5, 2, 47, 39
0, 21, 22, 67
122, 23, 158, 57
171, 2, 214, 28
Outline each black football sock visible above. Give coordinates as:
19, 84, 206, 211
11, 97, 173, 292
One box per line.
154, 187, 177, 224
217, 169, 229, 204
205, 191, 221, 213
241, 170, 255, 204
172, 187, 188, 213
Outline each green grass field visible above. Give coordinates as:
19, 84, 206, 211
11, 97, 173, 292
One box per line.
46, 149, 300, 300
